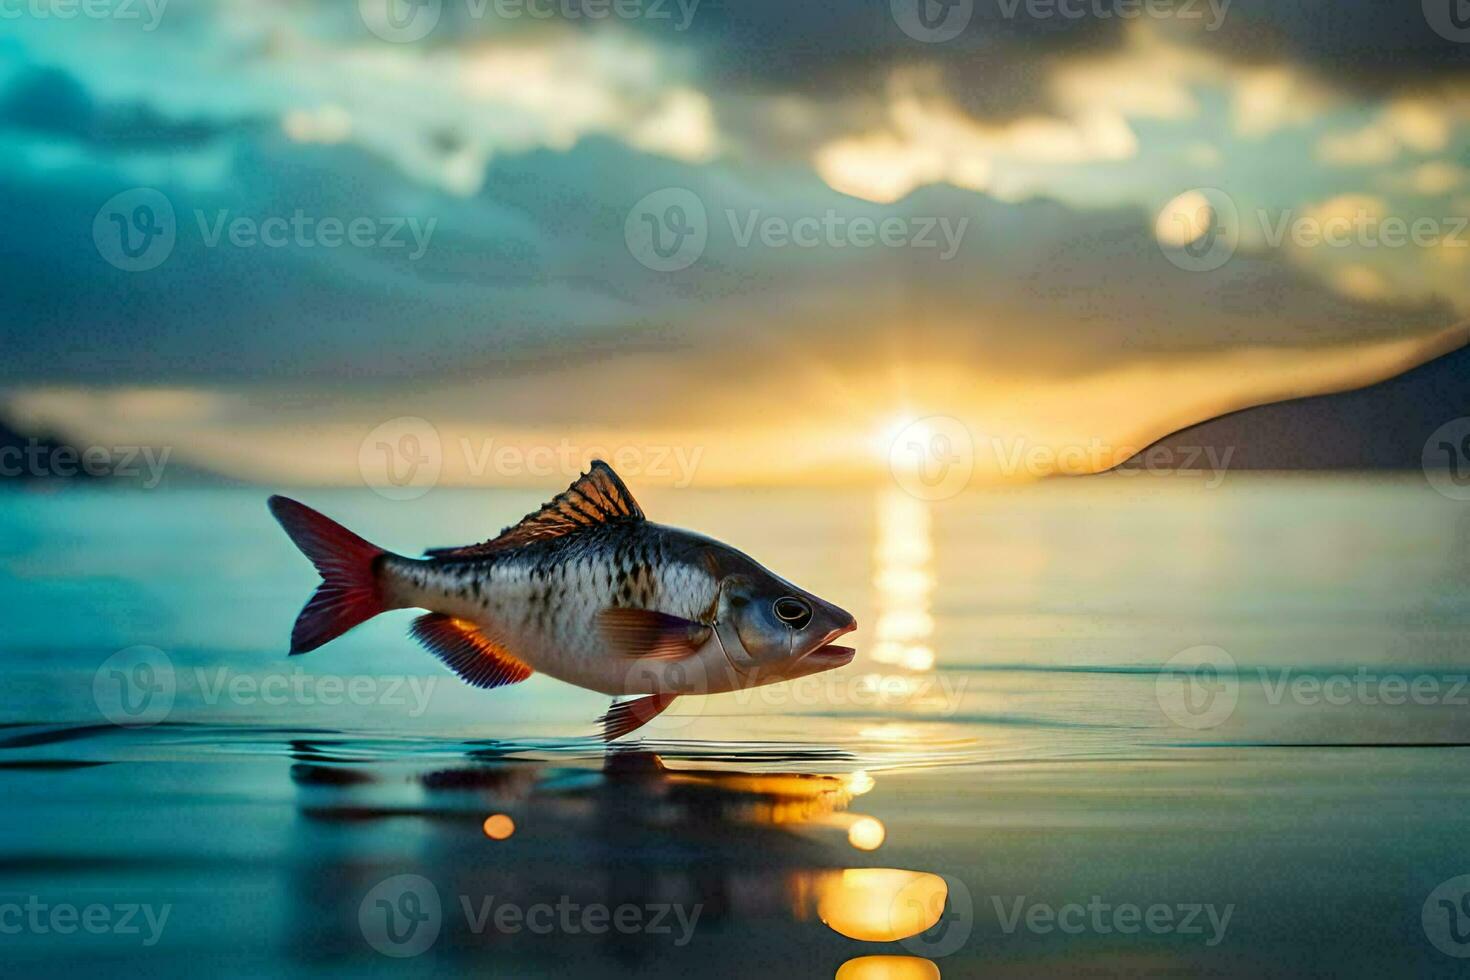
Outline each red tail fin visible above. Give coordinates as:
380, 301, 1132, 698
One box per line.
268, 495, 389, 655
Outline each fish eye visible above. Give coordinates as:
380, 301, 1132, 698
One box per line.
772, 596, 813, 629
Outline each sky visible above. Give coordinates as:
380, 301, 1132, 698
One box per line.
1, 0, 1468, 486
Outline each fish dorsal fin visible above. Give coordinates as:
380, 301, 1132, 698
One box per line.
426, 460, 644, 559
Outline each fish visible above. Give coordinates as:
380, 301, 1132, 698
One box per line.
267, 461, 857, 739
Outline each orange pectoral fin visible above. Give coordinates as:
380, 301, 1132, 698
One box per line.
410, 614, 533, 690
597, 608, 711, 660
598, 694, 678, 741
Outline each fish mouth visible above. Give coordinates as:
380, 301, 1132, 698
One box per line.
805, 644, 856, 667
803, 621, 857, 667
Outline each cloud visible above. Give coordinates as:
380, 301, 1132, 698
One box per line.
1377, 161, 1469, 196
1, 0, 1467, 487
812, 69, 1138, 203
0, 112, 1451, 389
1317, 99, 1456, 166
1230, 64, 1335, 138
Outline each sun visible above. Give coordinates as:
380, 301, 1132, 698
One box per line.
870, 413, 927, 463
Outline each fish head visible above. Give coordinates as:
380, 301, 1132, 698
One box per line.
712, 562, 857, 680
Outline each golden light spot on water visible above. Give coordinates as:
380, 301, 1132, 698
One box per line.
835, 956, 941, 980
900, 647, 935, 672
875, 610, 935, 640
482, 813, 515, 840
848, 816, 886, 850
670, 772, 851, 826
860, 723, 923, 741
818, 868, 948, 941
874, 568, 933, 600
872, 492, 940, 674
847, 770, 876, 796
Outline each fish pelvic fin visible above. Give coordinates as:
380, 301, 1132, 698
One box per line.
599, 694, 678, 741
268, 495, 391, 655
424, 460, 643, 559
410, 613, 533, 690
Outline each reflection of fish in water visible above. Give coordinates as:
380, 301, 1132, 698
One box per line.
268, 461, 857, 739
285, 746, 943, 959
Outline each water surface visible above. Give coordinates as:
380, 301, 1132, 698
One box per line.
3, 475, 1469, 977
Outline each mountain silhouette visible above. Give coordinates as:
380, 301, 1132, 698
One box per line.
0, 408, 234, 485
1122, 341, 1470, 470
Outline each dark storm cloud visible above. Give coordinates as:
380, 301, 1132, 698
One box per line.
647, 0, 1118, 89
619, 0, 1470, 125
1195, 0, 1470, 92
0, 66, 236, 150
632, 0, 1470, 129
625, 0, 1127, 124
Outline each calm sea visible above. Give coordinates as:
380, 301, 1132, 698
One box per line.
2, 475, 1469, 977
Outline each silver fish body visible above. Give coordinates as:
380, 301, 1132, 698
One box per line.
269, 461, 857, 737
